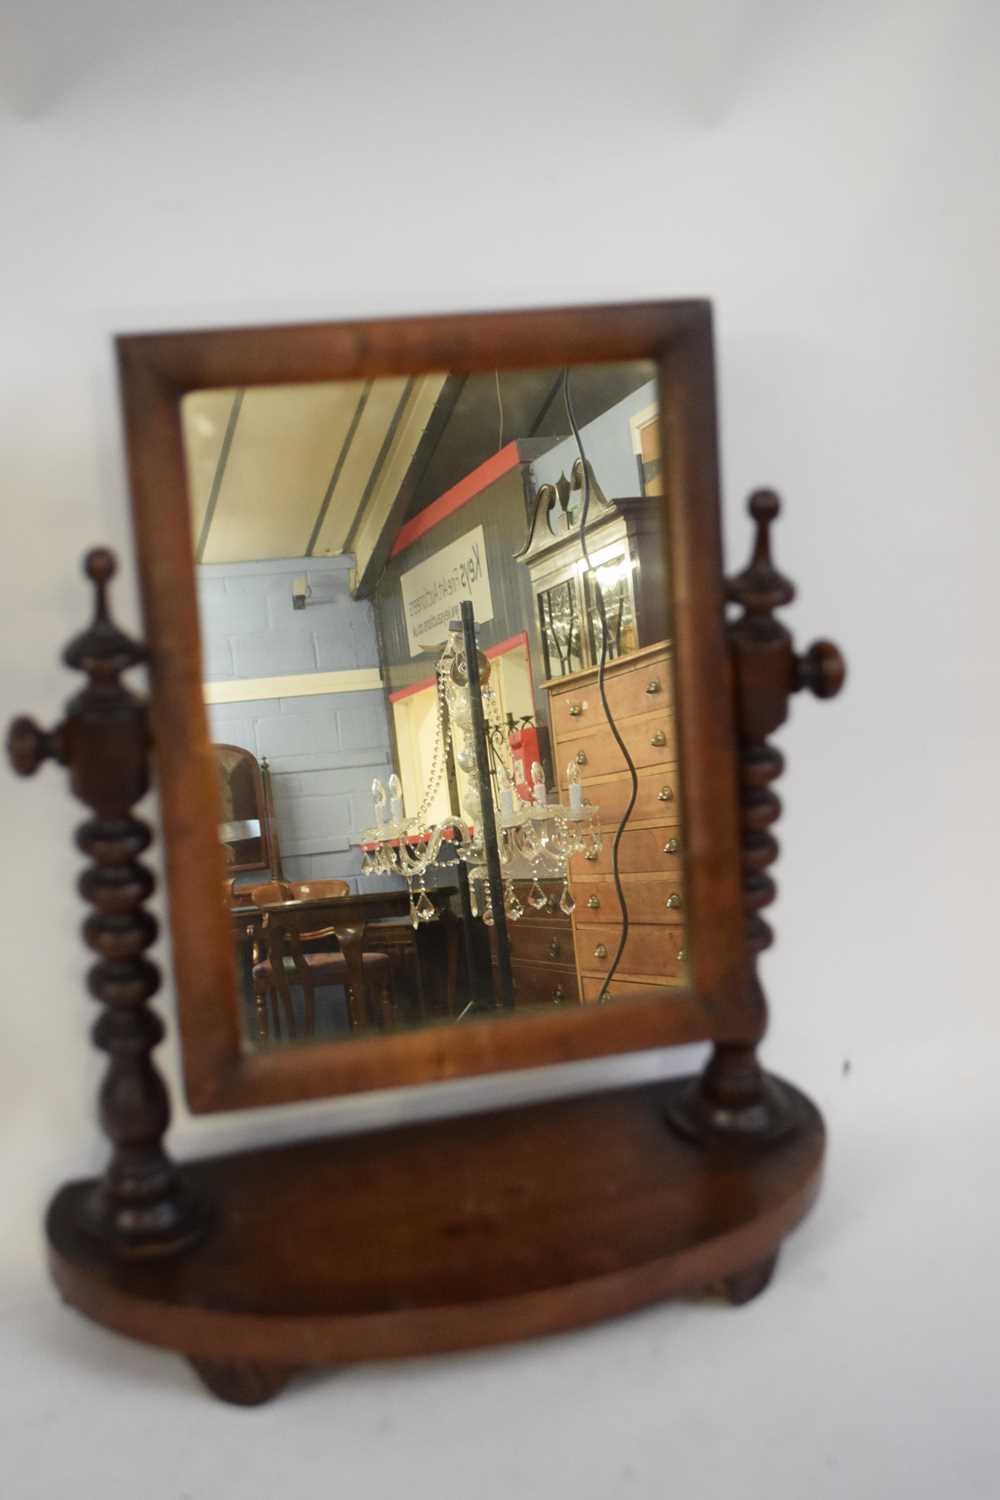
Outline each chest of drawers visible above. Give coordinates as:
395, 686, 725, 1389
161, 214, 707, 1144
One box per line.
544, 640, 686, 1003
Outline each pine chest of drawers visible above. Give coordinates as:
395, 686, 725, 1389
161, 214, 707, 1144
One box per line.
544, 640, 686, 1002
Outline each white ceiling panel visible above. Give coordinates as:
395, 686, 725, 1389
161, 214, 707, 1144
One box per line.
183, 381, 367, 563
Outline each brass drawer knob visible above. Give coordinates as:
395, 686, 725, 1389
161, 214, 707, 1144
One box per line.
547, 939, 561, 959
552, 986, 565, 1003
593, 944, 608, 959
658, 785, 674, 802
663, 837, 679, 855
575, 750, 587, 765
650, 729, 667, 748
586, 895, 600, 909
584, 849, 599, 862
568, 702, 583, 717
665, 892, 683, 910
645, 679, 661, 695
676, 948, 687, 963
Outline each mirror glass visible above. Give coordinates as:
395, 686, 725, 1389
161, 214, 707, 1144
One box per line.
181, 361, 685, 1051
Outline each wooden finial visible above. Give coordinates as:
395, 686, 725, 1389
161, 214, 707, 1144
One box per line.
6, 548, 205, 1258
7, 716, 64, 776
725, 489, 795, 618
795, 639, 847, 699
84, 545, 116, 584
669, 487, 846, 1145
64, 547, 146, 680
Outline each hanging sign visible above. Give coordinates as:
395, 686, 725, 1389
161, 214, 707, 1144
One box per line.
400, 525, 494, 657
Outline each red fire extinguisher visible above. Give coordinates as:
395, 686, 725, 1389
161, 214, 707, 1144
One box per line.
508, 721, 544, 803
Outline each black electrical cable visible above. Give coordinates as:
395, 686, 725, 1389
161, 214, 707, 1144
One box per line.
562, 369, 637, 1002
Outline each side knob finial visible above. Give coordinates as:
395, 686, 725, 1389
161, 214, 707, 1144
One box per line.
7, 716, 63, 776
795, 640, 846, 700
7, 546, 138, 781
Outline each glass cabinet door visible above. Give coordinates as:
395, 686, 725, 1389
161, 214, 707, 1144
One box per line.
584, 553, 637, 664
538, 578, 584, 679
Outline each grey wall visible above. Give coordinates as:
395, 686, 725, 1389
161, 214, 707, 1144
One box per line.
196, 555, 396, 887
530, 378, 657, 498
197, 554, 376, 683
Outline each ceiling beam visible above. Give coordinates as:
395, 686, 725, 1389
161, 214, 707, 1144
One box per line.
351, 373, 465, 599
194, 390, 243, 562
305, 381, 372, 557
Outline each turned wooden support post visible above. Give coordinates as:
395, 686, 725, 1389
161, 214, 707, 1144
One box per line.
7, 549, 206, 1257
670, 490, 845, 1142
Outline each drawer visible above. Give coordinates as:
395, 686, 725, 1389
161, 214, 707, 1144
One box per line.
510, 961, 579, 1010
577, 923, 687, 982
505, 921, 576, 966
569, 825, 683, 879
571, 874, 685, 926
548, 652, 672, 737
584, 766, 681, 829
581, 974, 684, 1003
556, 709, 676, 783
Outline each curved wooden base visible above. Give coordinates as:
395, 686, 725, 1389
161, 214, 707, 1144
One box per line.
47, 1077, 824, 1404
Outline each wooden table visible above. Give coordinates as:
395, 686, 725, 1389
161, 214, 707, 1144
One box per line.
232, 887, 459, 1035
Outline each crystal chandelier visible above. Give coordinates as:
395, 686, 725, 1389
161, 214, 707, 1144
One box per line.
356, 620, 601, 928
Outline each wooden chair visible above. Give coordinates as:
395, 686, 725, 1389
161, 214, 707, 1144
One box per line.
250, 879, 294, 906
249, 883, 393, 1041
292, 878, 433, 1021
289, 879, 350, 901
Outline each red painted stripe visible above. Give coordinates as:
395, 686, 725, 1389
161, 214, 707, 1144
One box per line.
389, 631, 529, 701
360, 825, 471, 850
389, 631, 533, 703
484, 630, 529, 661
389, 442, 522, 558
388, 674, 437, 704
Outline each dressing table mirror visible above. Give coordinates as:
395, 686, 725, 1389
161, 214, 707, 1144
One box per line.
7, 300, 845, 1405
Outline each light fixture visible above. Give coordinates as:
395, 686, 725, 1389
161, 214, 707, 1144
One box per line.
355, 620, 601, 928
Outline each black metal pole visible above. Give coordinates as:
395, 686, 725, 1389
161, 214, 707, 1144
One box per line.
460, 600, 514, 1010
451, 828, 489, 1007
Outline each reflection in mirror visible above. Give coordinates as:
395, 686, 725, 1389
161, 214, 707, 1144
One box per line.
214, 742, 282, 876
182, 361, 685, 1052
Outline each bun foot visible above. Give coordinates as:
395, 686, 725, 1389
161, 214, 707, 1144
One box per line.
720, 1252, 779, 1306
188, 1358, 299, 1406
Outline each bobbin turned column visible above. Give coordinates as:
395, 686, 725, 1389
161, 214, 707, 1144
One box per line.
7, 549, 206, 1258
668, 490, 846, 1144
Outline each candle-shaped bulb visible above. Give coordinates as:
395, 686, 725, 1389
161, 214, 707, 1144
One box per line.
567, 759, 583, 809
372, 777, 388, 825
499, 764, 515, 817
531, 760, 547, 807
388, 772, 404, 824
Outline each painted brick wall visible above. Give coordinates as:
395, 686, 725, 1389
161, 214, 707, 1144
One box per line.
197, 556, 399, 889
197, 554, 378, 681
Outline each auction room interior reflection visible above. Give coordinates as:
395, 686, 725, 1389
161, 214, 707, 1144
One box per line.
182, 361, 686, 1051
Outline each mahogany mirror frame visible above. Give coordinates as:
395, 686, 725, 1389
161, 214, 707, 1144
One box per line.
117, 299, 748, 1114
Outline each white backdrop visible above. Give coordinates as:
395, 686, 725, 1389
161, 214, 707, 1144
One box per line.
2, 2, 998, 1495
